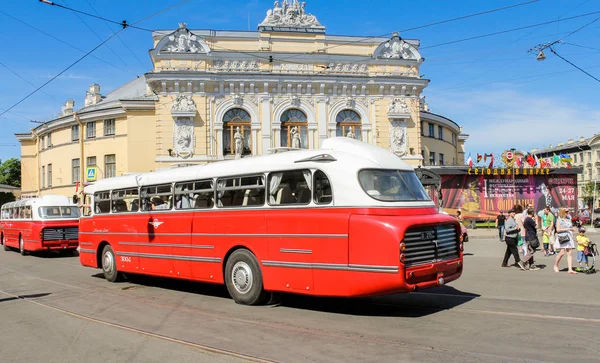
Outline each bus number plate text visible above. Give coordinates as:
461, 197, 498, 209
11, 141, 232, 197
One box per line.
120, 256, 132, 263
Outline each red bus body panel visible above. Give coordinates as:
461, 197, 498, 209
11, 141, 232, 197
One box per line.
0, 219, 79, 252
79, 207, 462, 297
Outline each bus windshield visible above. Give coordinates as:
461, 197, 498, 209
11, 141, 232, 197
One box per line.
358, 169, 430, 202
39, 206, 80, 219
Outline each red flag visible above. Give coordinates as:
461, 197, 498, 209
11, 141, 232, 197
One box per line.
516, 157, 522, 167
488, 154, 494, 168
526, 153, 535, 167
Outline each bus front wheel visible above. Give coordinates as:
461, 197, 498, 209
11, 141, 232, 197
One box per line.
101, 245, 123, 282
224, 249, 268, 306
2, 234, 8, 251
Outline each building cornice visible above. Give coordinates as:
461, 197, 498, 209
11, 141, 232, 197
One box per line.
77, 106, 127, 123
120, 98, 158, 111
420, 111, 460, 134
15, 133, 35, 142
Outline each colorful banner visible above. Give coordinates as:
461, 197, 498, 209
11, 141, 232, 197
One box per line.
441, 172, 577, 219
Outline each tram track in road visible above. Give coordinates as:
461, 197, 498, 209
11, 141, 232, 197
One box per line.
0, 288, 280, 363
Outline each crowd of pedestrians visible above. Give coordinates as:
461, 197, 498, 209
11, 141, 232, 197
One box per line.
497, 206, 589, 273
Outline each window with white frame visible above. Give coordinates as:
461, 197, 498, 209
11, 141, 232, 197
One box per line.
71, 125, 79, 141
280, 109, 308, 148
429, 152, 436, 165
428, 123, 435, 137
87, 156, 96, 168
335, 109, 362, 140
47, 132, 52, 147
47, 164, 52, 187
438, 126, 443, 140
439, 153, 445, 165
72, 159, 80, 184
104, 119, 115, 136
41, 165, 45, 188
105, 154, 116, 178
86, 121, 96, 139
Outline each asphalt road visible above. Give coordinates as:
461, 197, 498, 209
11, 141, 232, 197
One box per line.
0, 238, 598, 363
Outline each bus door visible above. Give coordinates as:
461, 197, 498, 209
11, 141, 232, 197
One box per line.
105, 190, 140, 273
138, 184, 179, 276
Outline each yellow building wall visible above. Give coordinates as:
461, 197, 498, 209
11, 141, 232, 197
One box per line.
20, 140, 38, 196
126, 110, 159, 173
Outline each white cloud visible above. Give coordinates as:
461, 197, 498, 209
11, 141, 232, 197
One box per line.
427, 87, 600, 154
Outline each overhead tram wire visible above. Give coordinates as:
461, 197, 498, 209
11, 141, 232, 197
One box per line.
420, 10, 600, 50
0, 29, 126, 119
549, 48, 600, 83
426, 1, 600, 94
59, 0, 139, 77
0, 60, 64, 105
83, 0, 147, 69
38, 0, 152, 32
277, 0, 541, 61
0, 10, 137, 77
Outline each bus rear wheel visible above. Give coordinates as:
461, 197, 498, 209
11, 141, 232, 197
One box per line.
2, 234, 8, 251
19, 236, 27, 256
101, 245, 123, 282
224, 249, 268, 306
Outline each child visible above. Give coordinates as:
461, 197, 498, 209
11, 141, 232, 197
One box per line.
576, 227, 590, 267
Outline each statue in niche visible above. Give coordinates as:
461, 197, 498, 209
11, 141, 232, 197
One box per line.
291, 126, 301, 148
171, 94, 196, 113
234, 127, 244, 157
346, 127, 355, 139
387, 98, 410, 114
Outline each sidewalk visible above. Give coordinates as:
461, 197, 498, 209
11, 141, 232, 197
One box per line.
467, 227, 600, 240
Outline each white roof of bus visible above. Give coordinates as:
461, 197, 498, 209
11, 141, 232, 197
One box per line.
2, 195, 74, 209
84, 138, 431, 207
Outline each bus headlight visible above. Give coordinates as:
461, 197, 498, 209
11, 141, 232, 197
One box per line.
399, 242, 406, 263
459, 242, 464, 252
399, 253, 406, 263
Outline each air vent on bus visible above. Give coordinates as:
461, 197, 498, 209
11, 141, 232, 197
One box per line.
294, 154, 337, 163
42, 227, 79, 241
402, 224, 459, 267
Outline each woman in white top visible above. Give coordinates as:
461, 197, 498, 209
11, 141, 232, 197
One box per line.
553, 207, 578, 274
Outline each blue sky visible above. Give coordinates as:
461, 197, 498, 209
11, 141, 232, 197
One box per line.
1, 0, 599, 162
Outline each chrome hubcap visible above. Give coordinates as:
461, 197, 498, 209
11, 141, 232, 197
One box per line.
103, 251, 115, 275
231, 261, 253, 294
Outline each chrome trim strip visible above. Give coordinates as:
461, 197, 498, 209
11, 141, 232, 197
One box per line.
116, 251, 221, 263
280, 248, 312, 254
79, 242, 93, 246
118, 242, 214, 249
261, 260, 398, 273
1, 228, 34, 232
80, 232, 347, 238
80, 248, 95, 254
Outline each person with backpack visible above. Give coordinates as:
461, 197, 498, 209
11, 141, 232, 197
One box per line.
523, 209, 540, 270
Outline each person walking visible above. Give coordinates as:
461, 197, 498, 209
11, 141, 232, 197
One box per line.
496, 211, 506, 241
540, 207, 555, 256
514, 205, 527, 257
523, 209, 540, 270
553, 207, 578, 274
502, 208, 526, 270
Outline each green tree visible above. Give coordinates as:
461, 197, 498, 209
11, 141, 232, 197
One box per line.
0, 192, 15, 207
0, 158, 21, 187
581, 181, 600, 208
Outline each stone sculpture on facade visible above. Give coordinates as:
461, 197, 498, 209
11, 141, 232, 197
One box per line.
171, 94, 196, 114
387, 98, 410, 115
390, 120, 408, 156
160, 23, 208, 54
291, 126, 301, 148
173, 117, 195, 158
234, 127, 244, 158
373, 33, 419, 60
260, 0, 323, 28
346, 127, 355, 139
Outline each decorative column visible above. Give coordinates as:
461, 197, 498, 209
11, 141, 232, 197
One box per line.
260, 96, 272, 155
316, 97, 328, 147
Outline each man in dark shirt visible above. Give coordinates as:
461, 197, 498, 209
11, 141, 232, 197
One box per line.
496, 211, 506, 241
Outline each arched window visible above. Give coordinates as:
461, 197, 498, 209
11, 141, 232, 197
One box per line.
223, 108, 251, 156
280, 109, 308, 148
336, 109, 361, 140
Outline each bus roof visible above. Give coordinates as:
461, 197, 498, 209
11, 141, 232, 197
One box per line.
83, 138, 432, 207
2, 195, 75, 209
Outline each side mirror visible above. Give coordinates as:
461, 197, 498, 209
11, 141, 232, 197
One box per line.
72, 195, 79, 204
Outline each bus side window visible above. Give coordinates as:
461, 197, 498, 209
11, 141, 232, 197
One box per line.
268, 170, 312, 206
314, 170, 332, 205
141, 184, 173, 211
94, 192, 111, 214
217, 175, 265, 208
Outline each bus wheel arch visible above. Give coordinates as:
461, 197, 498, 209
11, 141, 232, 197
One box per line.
99, 242, 123, 283
223, 247, 268, 306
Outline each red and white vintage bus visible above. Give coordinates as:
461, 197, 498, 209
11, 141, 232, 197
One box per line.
0, 195, 80, 255
79, 138, 463, 305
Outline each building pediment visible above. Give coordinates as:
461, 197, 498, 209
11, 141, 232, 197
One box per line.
373, 33, 421, 61
156, 23, 210, 54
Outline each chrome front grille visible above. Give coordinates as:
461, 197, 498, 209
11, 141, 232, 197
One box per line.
42, 227, 79, 241
403, 224, 459, 266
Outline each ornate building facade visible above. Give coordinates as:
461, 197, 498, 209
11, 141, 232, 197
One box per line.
16, 1, 468, 198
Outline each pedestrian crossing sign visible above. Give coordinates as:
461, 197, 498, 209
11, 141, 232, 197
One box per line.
86, 167, 97, 181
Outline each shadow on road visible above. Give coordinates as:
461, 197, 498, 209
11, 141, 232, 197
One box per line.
0, 292, 52, 303
30, 250, 79, 259
271, 286, 479, 317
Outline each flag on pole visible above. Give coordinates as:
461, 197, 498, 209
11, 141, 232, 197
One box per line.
477, 153, 482, 163
488, 153, 494, 168
467, 153, 473, 168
